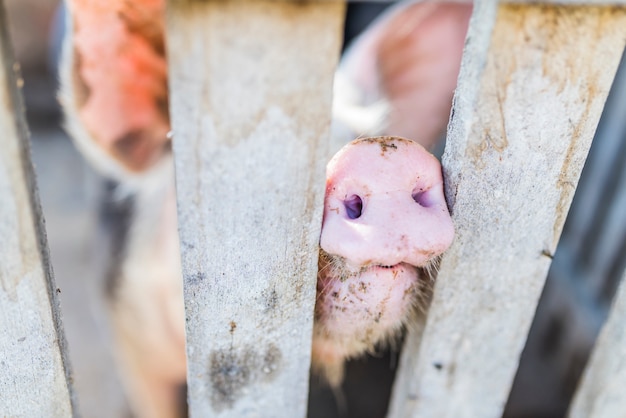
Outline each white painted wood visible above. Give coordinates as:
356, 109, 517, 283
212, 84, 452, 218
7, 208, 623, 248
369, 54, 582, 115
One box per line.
166, 1, 344, 416
0, 2, 75, 416
568, 269, 626, 418
388, 3, 626, 418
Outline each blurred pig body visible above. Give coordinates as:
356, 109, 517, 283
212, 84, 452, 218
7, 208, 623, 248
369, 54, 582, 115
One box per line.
101, 179, 187, 418
60, 1, 187, 416
59, 1, 469, 416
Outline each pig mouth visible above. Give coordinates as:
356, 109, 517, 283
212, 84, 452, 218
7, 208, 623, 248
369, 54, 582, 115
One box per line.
317, 248, 439, 283
313, 249, 435, 365
361, 260, 437, 279
362, 263, 409, 279
317, 249, 430, 288
371, 263, 401, 270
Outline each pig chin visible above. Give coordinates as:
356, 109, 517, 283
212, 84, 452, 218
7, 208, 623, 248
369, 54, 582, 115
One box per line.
311, 248, 433, 387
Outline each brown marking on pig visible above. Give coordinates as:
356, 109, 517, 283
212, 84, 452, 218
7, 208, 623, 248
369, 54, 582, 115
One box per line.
313, 249, 436, 386
72, 49, 91, 108
354, 136, 412, 156
155, 95, 170, 123
347, 282, 356, 295
209, 343, 282, 411
118, 1, 167, 57
113, 129, 168, 172
358, 281, 368, 293
377, 292, 392, 324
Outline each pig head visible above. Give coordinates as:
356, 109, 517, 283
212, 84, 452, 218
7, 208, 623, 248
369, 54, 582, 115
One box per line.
314, 0, 469, 386
312, 136, 454, 386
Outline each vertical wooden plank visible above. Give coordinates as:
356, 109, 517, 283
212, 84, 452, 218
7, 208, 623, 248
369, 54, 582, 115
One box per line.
0, 1, 75, 416
388, 4, 626, 418
568, 269, 626, 418
166, 1, 344, 416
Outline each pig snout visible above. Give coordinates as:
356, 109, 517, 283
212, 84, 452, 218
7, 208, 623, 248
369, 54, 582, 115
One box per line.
321, 136, 454, 269
312, 136, 454, 387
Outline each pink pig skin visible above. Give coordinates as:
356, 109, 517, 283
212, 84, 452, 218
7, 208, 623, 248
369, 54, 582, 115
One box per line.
334, 2, 472, 151
312, 136, 455, 386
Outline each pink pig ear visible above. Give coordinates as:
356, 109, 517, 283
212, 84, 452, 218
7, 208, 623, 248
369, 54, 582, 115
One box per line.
60, 0, 170, 179
334, 2, 472, 150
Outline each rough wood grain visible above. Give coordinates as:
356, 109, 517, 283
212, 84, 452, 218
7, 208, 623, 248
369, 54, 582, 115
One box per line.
568, 269, 626, 418
508, 0, 626, 4
166, 1, 344, 416
0, 2, 75, 416
387, 4, 626, 418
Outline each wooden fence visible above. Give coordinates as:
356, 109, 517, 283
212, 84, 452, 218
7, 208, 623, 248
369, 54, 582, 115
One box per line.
0, 1, 74, 414
1, 0, 625, 417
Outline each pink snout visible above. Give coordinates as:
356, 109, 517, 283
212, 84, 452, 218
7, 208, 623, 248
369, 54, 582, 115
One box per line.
320, 136, 454, 270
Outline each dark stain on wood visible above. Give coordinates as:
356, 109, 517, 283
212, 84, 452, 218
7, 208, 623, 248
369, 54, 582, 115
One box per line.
209, 343, 282, 411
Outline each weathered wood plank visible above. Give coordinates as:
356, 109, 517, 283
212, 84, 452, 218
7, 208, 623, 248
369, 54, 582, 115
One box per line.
173, 0, 626, 5
166, 1, 344, 416
388, 3, 626, 418
507, 0, 626, 4
0, 1, 75, 416
508, 0, 626, 4
568, 269, 626, 418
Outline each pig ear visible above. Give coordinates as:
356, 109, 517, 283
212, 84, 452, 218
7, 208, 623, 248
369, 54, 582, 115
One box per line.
333, 2, 472, 150
59, 0, 171, 180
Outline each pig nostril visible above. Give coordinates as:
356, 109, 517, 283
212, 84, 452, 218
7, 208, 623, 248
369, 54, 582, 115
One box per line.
412, 188, 433, 207
344, 195, 363, 219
